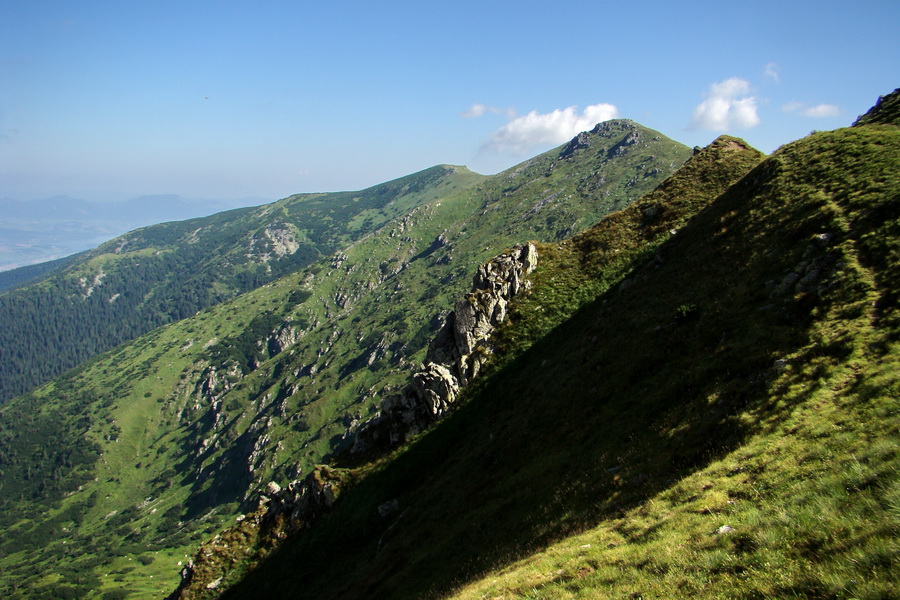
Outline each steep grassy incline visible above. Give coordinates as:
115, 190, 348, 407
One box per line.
0, 121, 690, 599
0, 165, 483, 402
218, 114, 899, 598
166, 134, 763, 599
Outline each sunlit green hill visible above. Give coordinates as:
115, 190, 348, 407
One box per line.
0, 120, 690, 599
208, 91, 899, 600
0, 165, 483, 402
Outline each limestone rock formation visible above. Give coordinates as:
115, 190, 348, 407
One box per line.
166, 466, 343, 600
256, 466, 342, 533
348, 243, 538, 452
167, 243, 539, 598
265, 322, 302, 357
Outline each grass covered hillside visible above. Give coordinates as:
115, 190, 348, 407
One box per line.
0, 120, 690, 599
0, 165, 484, 402
214, 95, 899, 599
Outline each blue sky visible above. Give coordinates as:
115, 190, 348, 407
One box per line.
1, 0, 897, 202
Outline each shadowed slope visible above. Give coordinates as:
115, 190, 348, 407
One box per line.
0, 122, 691, 599
220, 120, 899, 599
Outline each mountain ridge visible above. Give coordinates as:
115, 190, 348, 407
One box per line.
0, 194, 272, 274
0, 119, 692, 598
0, 164, 483, 401
5, 90, 897, 597
167, 131, 767, 599
192, 93, 898, 599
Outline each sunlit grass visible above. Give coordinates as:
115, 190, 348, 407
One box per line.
216, 121, 899, 600
449, 337, 899, 600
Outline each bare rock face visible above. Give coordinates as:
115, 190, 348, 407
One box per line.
265, 322, 302, 357
245, 222, 301, 263
167, 244, 538, 598
435, 241, 537, 384
166, 466, 343, 600
257, 466, 342, 533
348, 243, 538, 453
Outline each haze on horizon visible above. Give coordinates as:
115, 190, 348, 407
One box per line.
1, 0, 897, 204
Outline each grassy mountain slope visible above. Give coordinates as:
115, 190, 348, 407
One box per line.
169, 134, 764, 599
0, 165, 482, 402
0, 120, 690, 599
216, 101, 899, 599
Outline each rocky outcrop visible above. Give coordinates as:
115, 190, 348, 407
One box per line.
256, 466, 342, 533
768, 232, 838, 299
167, 243, 538, 598
246, 223, 302, 263
558, 131, 593, 159
347, 243, 538, 453
76, 269, 106, 298
264, 322, 302, 357
166, 466, 344, 600
183, 362, 242, 424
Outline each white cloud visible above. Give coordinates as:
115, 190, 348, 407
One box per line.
783, 102, 840, 118
764, 62, 780, 82
804, 104, 840, 118
690, 78, 760, 131
481, 103, 619, 154
461, 103, 516, 119
462, 103, 489, 118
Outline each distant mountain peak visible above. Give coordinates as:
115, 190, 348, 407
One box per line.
557, 119, 653, 160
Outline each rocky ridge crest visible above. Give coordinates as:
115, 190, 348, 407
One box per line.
167, 243, 539, 598
346, 242, 538, 452
166, 466, 342, 600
